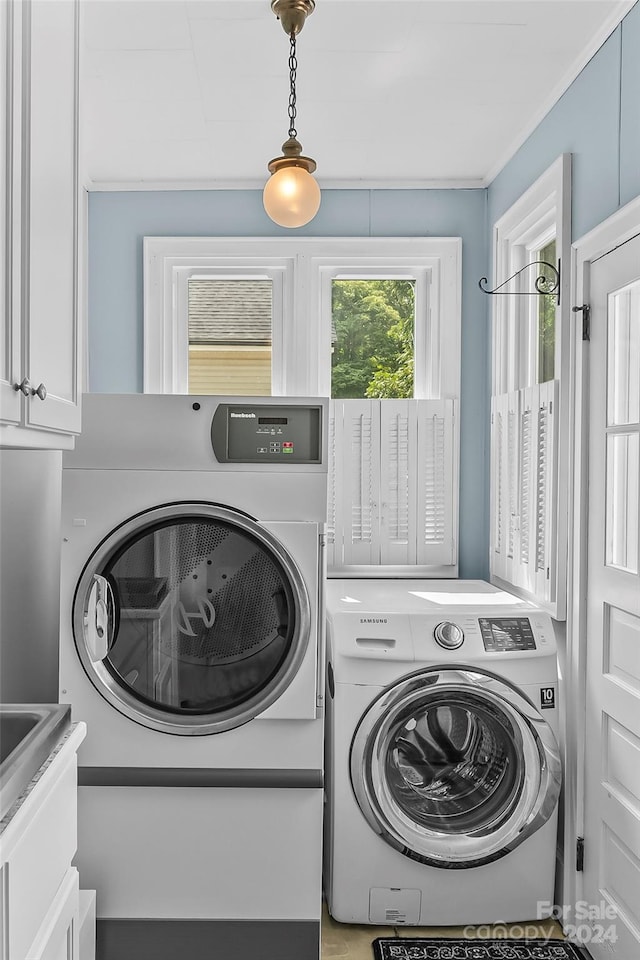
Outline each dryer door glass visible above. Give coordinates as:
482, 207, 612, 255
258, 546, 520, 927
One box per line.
73, 504, 311, 734
350, 668, 561, 868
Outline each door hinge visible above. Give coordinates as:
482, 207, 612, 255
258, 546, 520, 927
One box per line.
572, 304, 590, 341
576, 836, 585, 872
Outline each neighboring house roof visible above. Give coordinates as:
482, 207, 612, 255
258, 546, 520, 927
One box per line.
188, 279, 272, 344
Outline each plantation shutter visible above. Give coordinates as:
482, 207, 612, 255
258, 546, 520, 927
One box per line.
333, 400, 380, 567
329, 399, 457, 573
490, 381, 558, 607
380, 401, 415, 566
416, 400, 456, 566
533, 380, 558, 603
326, 406, 338, 568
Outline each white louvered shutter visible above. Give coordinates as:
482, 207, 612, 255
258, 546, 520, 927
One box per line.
490, 381, 558, 608
328, 399, 457, 572
491, 391, 520, 584
380, 401, 415, 565
491, 392, 508, 582
506, 392, 519, 574
518, 387, 535, 591
334, 400, 380, 566
416, 400, 456, 566
533, 380, 558, 602
326, 405, 338, 569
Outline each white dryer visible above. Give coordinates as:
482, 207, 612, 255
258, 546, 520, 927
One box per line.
324, 579, 562, 927
59, 394, 327, 960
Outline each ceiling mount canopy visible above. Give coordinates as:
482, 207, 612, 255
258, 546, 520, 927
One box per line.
271, 0, 316, 37
263, 0, 320, 229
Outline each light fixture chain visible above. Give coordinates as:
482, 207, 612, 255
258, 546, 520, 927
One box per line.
287, 31, 297, 139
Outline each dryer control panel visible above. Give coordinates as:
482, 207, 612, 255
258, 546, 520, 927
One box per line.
211, 403, 323, 464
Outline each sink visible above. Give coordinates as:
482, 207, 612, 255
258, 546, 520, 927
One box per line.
0, 704, 71, 821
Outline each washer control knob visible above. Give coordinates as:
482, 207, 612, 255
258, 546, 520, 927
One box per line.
434, 621, 464, 650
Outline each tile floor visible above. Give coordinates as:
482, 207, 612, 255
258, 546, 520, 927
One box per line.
321, 903, 565, 960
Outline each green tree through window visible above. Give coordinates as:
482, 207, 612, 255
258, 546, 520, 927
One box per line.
331, 279, 415, 399
538, 239, 556, 383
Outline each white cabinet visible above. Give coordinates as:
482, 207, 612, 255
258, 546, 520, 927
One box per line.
0, 724, 87, 960
0, 0, 82, 449
26, 867, 79, 960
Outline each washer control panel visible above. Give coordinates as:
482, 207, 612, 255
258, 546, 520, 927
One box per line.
433, 621, 465, 650
478, 617, 537, 652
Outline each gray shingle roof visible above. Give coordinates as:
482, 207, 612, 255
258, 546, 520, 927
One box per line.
188, 279, 272, 344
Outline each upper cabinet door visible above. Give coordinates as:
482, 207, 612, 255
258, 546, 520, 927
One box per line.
0, 0, 21, 426
23, 0, 81, 437
0, 0, 81, 447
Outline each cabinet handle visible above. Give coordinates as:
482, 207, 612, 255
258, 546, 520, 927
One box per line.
13, 377, 32, 396
32, 382, 47, 401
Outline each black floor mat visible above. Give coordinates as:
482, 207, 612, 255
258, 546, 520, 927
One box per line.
372, 938, 585, 960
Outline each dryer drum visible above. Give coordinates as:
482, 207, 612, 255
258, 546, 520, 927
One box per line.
72, 502, 311, 734
350, 667, 561, 868
109, 522, 287, 664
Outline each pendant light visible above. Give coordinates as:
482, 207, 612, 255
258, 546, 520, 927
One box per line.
263, 0, 320, 228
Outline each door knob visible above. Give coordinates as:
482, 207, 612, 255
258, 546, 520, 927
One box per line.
13, 377, 31, 396
32, 382, 47, 401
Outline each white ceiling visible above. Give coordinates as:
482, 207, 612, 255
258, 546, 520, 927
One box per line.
82, 0, 634, 188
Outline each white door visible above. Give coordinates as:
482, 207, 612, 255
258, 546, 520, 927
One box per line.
583, 232, 640, 959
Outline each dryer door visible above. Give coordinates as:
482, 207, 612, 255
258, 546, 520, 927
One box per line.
73, 502, 311, 734
350, 667, 561, 868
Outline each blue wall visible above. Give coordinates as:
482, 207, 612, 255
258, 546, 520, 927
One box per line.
88, 187, 489, 580
488, 1, 640, 238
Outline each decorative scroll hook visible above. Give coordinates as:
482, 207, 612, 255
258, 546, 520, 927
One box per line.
479, 260, 560, 305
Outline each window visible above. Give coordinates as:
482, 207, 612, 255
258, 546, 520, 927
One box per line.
144, 237, 461, 575
537, 239, 556, 384
187, 279, 272, 396
490, 155, 571, 616
330, 280, 416, 399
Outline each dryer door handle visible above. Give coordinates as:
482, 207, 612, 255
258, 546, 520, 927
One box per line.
85, 575, 115, 662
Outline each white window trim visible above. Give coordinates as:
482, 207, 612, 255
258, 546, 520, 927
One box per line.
490, 155, 571, 618
143, 237, 461, 401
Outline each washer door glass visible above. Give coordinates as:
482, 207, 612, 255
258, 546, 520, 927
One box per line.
73, 503, 310, 734
350, 668, 561, 867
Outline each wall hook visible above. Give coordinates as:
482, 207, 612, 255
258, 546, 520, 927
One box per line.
479, 260, 560, 304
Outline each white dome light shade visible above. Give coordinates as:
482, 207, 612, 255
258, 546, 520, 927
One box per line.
263, 162, 321, 228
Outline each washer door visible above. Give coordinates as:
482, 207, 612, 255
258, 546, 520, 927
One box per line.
350, 668, 561, 868
73, 502, 311, 735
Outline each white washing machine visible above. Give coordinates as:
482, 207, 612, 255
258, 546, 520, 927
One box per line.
324, 579, 562, 927
59, 394, 328, 960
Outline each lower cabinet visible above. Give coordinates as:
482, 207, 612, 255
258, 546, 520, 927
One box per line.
0, 724, 89, 960
27, 868, 79, 960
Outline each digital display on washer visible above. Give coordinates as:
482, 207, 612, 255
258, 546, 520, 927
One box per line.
478, 618, 536, 652
258, 417, 288, 425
